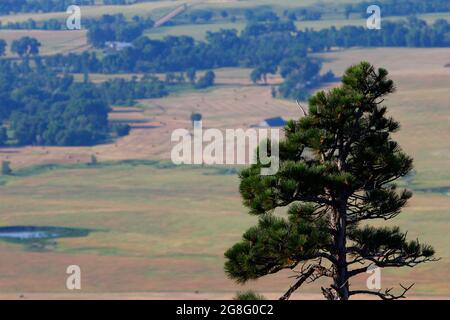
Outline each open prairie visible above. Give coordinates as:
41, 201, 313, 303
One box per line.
0, 47, 449, 298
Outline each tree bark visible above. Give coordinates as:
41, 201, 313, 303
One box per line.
333, 201, 349, 300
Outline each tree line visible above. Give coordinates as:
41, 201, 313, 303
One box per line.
42, 17, 450, 74
0, 0, 95, 15
87, 14, 154, 47
344, 0, 450, 19
0, 0, 142, 15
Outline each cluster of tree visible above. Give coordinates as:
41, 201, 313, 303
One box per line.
0, 36, 42, 58
0, 0, 94, 15
174, 7, 287, 26
250, 64, 277, 85
282, 8, 322, 21
0, 60, 110, 146
242, 20, 297, 37
344, 0, 450, 19
87, 14, 154, 47
277, 57, 335, 100
0, 126, 7, 146
103, 0, 138, 4
0, 39, 6, 57
250, 54, 335, 100
0, 12, 149, 31
99, 75, 168, 106
163, 69, 215, 89
189, 10, 214, 24
11, 37, 41, 57
195, 70, 216, 89
244, 9, 280, 22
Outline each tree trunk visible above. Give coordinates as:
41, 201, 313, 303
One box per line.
333, 202, 349, 300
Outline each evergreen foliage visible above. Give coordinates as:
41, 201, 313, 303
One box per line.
225, 62, 437, 300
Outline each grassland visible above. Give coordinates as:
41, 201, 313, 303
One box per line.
0, 47, 449, 298
0, 0, 193, 23
0, 160, 447, 298
0, 0, 368, 24
0, 30, 88, 57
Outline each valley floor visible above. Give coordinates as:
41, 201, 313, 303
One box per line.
0, 47, 449, 299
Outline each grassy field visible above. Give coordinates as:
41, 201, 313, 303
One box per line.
319, 48, 450, 190
0, 47, 449, 298
0, 160, 447, 298
0, 0, 193, 23
0, 30, 88, 57
0, 0, 367, 24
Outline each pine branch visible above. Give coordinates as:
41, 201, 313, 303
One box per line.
279, 266, 316, 300
349, 283, 414, 300
280, 264, 332, 300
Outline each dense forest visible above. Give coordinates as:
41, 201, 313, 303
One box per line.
0, 60, 109, 146
0, 60, 170, 146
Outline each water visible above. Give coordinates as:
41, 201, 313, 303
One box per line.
415, 186, 450, 196
0, 231, 52, 239
0, 226, 90, 241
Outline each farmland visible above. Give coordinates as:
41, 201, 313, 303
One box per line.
147, 12, 450, 40
0, 45, 449, 298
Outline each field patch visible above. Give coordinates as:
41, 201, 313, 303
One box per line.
0, 160, 448, 297
0, 30, 88, 57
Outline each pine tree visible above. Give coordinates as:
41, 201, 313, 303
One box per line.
224, 62, 437, 300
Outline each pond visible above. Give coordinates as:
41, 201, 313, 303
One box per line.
415, 186, 450, 196
0, 226, 91, 241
